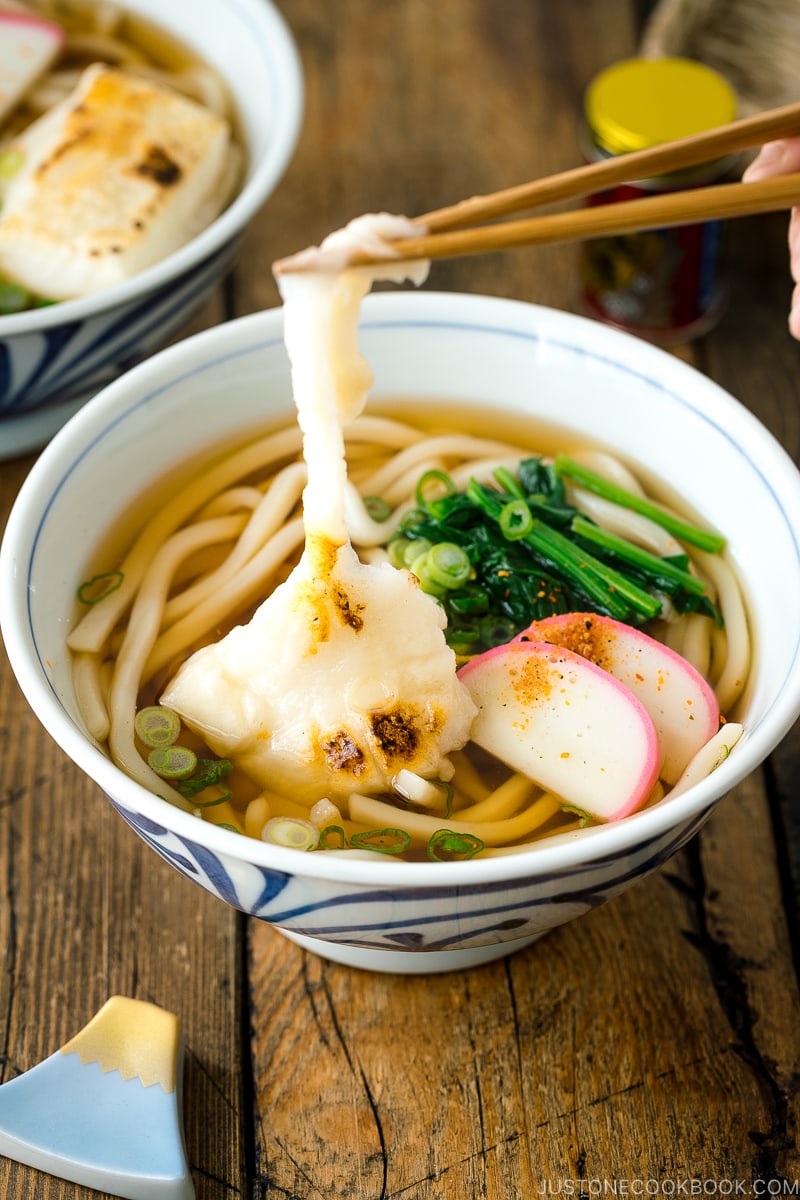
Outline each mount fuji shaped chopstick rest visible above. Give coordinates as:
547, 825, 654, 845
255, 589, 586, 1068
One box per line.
0, 996, 193, 1199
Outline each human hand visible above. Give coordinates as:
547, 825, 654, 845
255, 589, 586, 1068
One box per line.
743, 139, 800, 339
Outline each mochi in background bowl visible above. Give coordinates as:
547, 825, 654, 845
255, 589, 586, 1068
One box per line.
0, 0, 303, 460
3, 292, 800, 975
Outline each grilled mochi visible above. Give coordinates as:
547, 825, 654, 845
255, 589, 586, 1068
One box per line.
0, 64, 234, 299
160, 223, 477, 806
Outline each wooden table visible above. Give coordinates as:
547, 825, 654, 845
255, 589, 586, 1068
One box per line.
2, 1, 800, 1195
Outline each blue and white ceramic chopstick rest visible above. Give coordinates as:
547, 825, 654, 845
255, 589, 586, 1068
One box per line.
0, 996, 193, 1199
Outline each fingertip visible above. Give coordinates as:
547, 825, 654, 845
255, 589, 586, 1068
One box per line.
743, 139, 800, 182
743, 141, 787, 182
789, 285, 800, 341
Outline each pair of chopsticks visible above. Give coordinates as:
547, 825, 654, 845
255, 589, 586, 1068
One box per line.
342, 99, 800, 268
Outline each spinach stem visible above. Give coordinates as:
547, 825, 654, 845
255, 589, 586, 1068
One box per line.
555, 454, 726, 553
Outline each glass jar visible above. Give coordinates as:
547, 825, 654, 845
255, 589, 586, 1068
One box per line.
578, 57, 738, 344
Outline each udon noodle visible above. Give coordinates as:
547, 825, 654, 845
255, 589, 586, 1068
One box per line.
68, 407, 749, 862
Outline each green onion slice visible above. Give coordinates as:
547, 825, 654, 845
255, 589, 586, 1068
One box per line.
319, 825, 347, 850
416, 469, 456, 509
388, 537, 413, 568
403, 538, 432, 568
561, 803, 593, 828
499, 499, 534, 541
427, 829, 485, 861
349, 828, 411, 854
148, 745, 198, 780
134, 706, 181, 749
409, 552, 448, 597
77, 570, 124, 605
364, 495, 392, 522
426, 542, 472, 589
262, 817, 319, 851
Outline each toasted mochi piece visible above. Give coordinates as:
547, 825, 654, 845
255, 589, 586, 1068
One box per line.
161, 539, 477, 804
458, 639, 660, 821
518, 613, 720, 784
0, 13, 64, 124
0, 64, 233, 298
161, 219, 478, 808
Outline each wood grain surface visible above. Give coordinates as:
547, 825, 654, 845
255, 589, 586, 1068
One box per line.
1, 2, 799, 1197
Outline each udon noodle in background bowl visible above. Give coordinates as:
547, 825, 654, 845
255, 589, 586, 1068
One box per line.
3, 291, 800, 974
0, 0, 303, 459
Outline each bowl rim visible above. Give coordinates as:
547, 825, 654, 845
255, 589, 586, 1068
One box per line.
0, 0, 304, 333
3, 291, 800, 889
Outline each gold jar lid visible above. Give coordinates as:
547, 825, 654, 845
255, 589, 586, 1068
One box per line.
585, 57, 738, 154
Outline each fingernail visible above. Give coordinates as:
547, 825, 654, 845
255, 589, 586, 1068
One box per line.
743, 141, 790, 181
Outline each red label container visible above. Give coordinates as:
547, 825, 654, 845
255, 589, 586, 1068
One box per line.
578, 57, 738, 344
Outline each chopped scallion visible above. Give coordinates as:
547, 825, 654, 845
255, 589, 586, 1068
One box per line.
388, 536, 413, 568
426, 542, 472, 588
416, 469, 456, 509
403, 537, 432, 568
427, 829, 485, 861
262, 817, 319, 851
319, 825, 347, 850
561, 803, 593, 828
350, 827, 412, 854
148, 745, 198, 780
77, 570, 124, 605
134, 705, 181, 749
364, 495, 392, 521
499, 499, 534, 540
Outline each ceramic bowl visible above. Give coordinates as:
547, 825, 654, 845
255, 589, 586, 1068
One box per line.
4, 291, 800, 974
0, 0, 303, 460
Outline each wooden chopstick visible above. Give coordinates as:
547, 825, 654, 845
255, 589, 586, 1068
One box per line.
273, 99, 800, 273
349, 172, 800, 265
419, 98, 800, 232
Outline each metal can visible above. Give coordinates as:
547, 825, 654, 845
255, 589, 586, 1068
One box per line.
578, 57, 738, 343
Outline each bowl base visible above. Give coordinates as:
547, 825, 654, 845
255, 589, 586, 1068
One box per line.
0, 391, 96, 460
278, 928, 543, 973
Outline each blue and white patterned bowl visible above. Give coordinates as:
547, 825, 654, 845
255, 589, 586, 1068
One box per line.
4, 292, 800, 974
0, 0, 303, 460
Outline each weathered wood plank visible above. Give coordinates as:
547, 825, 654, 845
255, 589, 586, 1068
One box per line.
248, 764, 799, 1195
0, 302, 244, 1200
